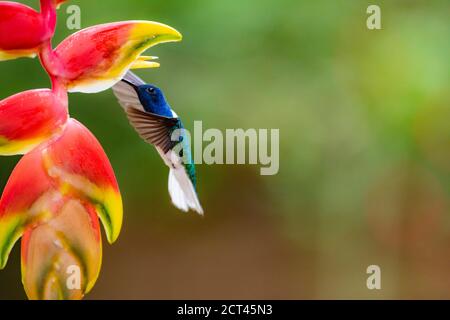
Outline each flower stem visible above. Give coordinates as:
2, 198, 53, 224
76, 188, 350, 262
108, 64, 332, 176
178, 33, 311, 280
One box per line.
40, 0, 57, 41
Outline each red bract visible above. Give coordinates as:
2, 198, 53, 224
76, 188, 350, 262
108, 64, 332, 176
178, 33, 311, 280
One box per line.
43, 21, 181, 93
0, 0, 181, 299
0, 89, 68, 155
0, 0, 60, 60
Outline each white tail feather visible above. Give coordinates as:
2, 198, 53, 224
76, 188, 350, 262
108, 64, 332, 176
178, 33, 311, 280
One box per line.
168, 168, 204, 215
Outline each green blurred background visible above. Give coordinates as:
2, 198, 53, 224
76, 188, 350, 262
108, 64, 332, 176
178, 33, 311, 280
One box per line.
0, 0, 449, 299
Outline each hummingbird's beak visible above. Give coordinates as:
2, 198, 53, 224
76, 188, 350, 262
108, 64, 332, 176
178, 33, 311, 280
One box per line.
121, 70, 145, 89
121, 78, 138, 89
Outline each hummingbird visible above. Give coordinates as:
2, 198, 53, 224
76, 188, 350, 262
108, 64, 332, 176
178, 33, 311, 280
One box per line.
112, 71, 203, 215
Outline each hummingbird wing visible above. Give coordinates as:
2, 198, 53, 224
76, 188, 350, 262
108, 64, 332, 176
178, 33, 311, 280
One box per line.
125, 107, 180, 154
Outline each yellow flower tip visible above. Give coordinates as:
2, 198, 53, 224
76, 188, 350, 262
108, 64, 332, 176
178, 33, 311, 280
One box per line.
0, 49, 38, 62
99, 188, 123, 244
131, 60, 160, 69
131, 55, 160, 69
0, 258, 6, 270
131, 20, 183, 45
0, 214, 25, 270
140, 56, 159, 61
0, 136, 47, 156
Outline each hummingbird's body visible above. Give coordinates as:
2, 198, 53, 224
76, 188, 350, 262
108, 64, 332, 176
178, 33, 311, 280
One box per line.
112, 71, 203, 214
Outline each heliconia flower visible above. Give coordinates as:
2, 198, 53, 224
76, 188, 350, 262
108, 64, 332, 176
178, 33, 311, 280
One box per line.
0, 0, 66, 61
40, 21, 182, 93
0, 89, 68, 156
0, 0, 180, 300
0, 119, 122, 299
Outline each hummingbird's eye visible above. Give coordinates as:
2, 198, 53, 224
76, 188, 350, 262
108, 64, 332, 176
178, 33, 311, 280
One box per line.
147, 87, 156, 95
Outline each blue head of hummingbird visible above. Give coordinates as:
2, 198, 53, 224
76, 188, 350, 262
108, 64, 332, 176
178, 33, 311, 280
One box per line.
127, 82, 174, 118
112, 71, 203, 215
